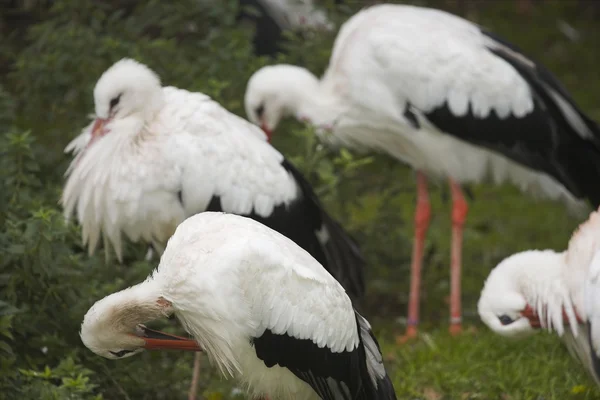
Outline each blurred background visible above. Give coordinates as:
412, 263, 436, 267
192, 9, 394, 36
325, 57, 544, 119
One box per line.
1, 0, 599, 399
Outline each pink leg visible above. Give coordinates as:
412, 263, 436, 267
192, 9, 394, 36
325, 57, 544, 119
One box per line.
449, 178, 468, 335
188, 353, 202, 400
398, 171, 431, 343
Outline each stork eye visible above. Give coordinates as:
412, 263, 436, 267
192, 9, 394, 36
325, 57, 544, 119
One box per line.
498, 315, 515, 325
255, 104, 265, 118
109, 93, 122, 109
109, 349, 134, 358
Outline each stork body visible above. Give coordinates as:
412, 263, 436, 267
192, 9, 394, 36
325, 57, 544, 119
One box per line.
63, 59, 365, 399
81, 212, 397, 400
244, 3, 600, 339
478, 207, 600, 386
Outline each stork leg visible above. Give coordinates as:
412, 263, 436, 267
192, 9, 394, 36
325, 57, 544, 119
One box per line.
188, 353, 202, 400
397, 171, 431, 343
449, 178, 468, 335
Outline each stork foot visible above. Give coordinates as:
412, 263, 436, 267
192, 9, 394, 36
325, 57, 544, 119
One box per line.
449, 323, 462, 336
395, 325, 418, 345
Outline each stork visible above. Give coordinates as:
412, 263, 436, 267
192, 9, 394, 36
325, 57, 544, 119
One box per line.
62, 58, 365, 399
80, 212, 397, 400
243, 3, 600, 341
478, 206, 600, 386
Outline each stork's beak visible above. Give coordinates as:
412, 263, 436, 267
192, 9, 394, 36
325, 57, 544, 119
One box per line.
83, 118, 109, 151
260, 123, 272, 143
521, 305, 584, 328
520, 305, 542, 328
133, 325, 202, 352
91, 118, 107, 139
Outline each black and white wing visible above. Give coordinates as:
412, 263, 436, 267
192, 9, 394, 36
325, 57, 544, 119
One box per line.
336, 4, 600, 206
169, 87, 365, 299
243, 226, 396, 399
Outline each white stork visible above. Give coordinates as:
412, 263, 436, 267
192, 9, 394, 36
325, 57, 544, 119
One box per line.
478, 206, 600, 386
243, 3, 600, 340
80, 212, 397, 400
62, 58, 365, 399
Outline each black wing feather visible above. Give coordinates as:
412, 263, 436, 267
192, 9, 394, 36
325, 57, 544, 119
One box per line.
252, 311, 396, 400
420, 29, 600, 206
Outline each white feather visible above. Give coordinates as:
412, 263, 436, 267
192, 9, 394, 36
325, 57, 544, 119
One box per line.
244, 4, 589, 214
62, 62, 298, 262
153, 212, 358, 399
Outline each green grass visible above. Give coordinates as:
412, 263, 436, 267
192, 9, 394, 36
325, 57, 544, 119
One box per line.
379, 328, 600, 400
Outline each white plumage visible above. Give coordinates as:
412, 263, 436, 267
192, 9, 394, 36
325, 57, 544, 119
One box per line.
478, 207, 600, 385
245, 4, 597, 207
62, 60, 296, 259
244, 3, 600, 339
80, 212, 396, 400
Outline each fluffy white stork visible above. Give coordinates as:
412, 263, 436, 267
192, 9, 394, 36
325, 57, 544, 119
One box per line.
62, 58, 365, 399
478, 207, 600, 386
80, 212, 397, 400
244, 3, 600, 340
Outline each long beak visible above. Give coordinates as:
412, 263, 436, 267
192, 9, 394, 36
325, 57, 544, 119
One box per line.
521, 305, 585, 328
260, 123, 272, 143
132, 325, 202, 352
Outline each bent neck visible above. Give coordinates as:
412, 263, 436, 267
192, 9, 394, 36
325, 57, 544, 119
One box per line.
290, 82, 344, 127
100, 279, 168, 329
516, 250, 578, 333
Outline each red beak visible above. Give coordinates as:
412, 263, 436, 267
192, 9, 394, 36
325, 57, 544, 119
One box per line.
85, 118, 109, 149
521, 304, 585, 328
131, 326, 202, 352
260, 123, 272, 143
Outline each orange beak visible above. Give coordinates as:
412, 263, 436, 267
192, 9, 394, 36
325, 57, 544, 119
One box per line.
260, 123, 272, 143
132, 326, 202, 352
521, 305, 584, 328
84, 118, 109, 150
91, 118, 106, 138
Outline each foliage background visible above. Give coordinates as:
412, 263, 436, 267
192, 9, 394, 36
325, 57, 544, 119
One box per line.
1, 0, 599, 399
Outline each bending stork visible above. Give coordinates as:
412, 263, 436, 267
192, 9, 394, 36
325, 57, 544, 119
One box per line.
478, 206, 600, 386
244, 3, 600, 340
81, 212, 397, 400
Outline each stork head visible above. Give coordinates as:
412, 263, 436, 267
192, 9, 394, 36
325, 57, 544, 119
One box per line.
478, 249, 572, 338
80, 282, 201, 360
89, 58, 164, 143
245, 64, 320, 142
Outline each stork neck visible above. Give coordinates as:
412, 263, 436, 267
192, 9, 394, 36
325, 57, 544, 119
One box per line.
143, 90, 165, 122
100, 279, 169, 329
516, 251, 578, 333
292, 84, 344, 127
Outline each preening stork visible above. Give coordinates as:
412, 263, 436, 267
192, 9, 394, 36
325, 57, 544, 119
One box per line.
244, 3, 600, 340
80, 212, 397, 400
62, 58, 365, 399
478, 207, 600, 386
